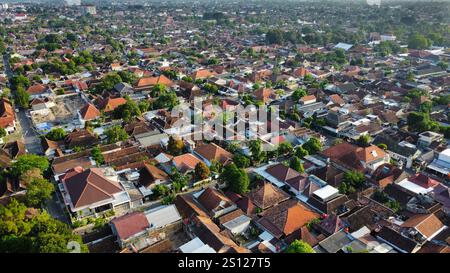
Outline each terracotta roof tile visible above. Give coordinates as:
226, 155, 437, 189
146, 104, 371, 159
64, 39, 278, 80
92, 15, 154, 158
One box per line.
111, 211, 150, 241
248, 182, 290, 210
62, 167, 123, 208
79, 103, 101, 121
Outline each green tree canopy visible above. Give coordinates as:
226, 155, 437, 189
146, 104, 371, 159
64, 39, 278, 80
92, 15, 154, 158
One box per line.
0, 199, 87, 253
220, 163, 250, 195
292, 88, 307, 101
285, 240, 315, 253
233, 154, 251, 168
408, 34, 430, 50
11, 155, 49, 178
105, 125, 128, 144
194, 162, 211, 181
289, 156, 304, 173
303, 137, 322, 155
16, 84, 30, 109
356, 134, 371, 147
167, 136, 184, 156
295, 146, 309, 158
25, 178, 55, 207
45, 128, 67, 141
90, 145, 104, 165
277, 142, 293, 156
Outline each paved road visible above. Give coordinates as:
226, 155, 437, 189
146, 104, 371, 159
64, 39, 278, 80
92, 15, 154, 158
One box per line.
16, 109, 43, 154
3, 53, 43, 154
45, 190, 71, 224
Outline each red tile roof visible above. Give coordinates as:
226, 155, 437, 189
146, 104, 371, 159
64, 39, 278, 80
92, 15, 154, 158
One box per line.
197, 187, 233, 213
408, 173, 440, 189
136, 75, 174, 88
258, 200, 319, 238
321, 142, 387, 172
194, 143, 233, 165
0, 99, 15, 129
98, 97, 127, 112
172, 153, 203, 173
401, 213, 444, 239
111, 211, 150, 241
26, 84, 47, 95
62, 167, 123, 209
79, 103, 101, 121
248, 182, 290, 210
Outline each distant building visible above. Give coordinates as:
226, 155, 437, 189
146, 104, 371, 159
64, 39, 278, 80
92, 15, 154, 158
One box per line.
64, 0, 81, 6
83, 5, 96, 15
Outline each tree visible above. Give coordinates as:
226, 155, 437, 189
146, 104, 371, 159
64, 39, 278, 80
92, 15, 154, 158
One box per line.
167, 136, 184, 156
285, 240, 315, 253
277, 142, 293, 156
290, 156, 304, 173
408, 34, 430, 50
204, 83, 218, 94
0, 199, 87, 253
292, 88, 307, 101
10, 75, 30, 90
377, 143, 388, 151
0, 128, 6, 138
91, 146, 104, 165
249, 139, 265, 163
25, 178, 55, 207
153, 91, 179, 110
138, 101, 150, 113
194, 162, 210, 181
171, 170, 189, 192
407, 111, 439, 132
233, 154, 251, 168
295, 146, 309, 158
97, 73, 122, 92
339, 171, 366, 194
150, 83, 167, 97
113, 99, 141, 122
19, 168, 43, 188
209, 159, 222, 173
11, 155, 49, 178
356, 134, 371, 147
303, 137, 322, 155
45, 128, 67, 141
220, 163, 249, 194
153, 184, 170, 198
16, 85, 30, 109
105, 126, 128, 144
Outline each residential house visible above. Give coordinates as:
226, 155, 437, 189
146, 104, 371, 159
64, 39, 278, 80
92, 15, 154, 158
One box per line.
78, 103, 101, 127
110, 205, 182, 251
373, 134, 421, 168
138, 162, 170, 189
26, 84, 52, 100
247, 181, 290, 211
426, 148, 450, 181
97, 97, 127, 113
217, 209, 251, 235
321, 142, 390, 174
193, 143, 233, 167
375, 226, 421, 253
169, 153, 203, 174
0, 98, 16, 134
65, 128, 99, 148
59, 167, 131, 220
256, 199, 319, 240
135, 75, 174, 91
307, 185, 350, 215
194, 187, 237, 218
